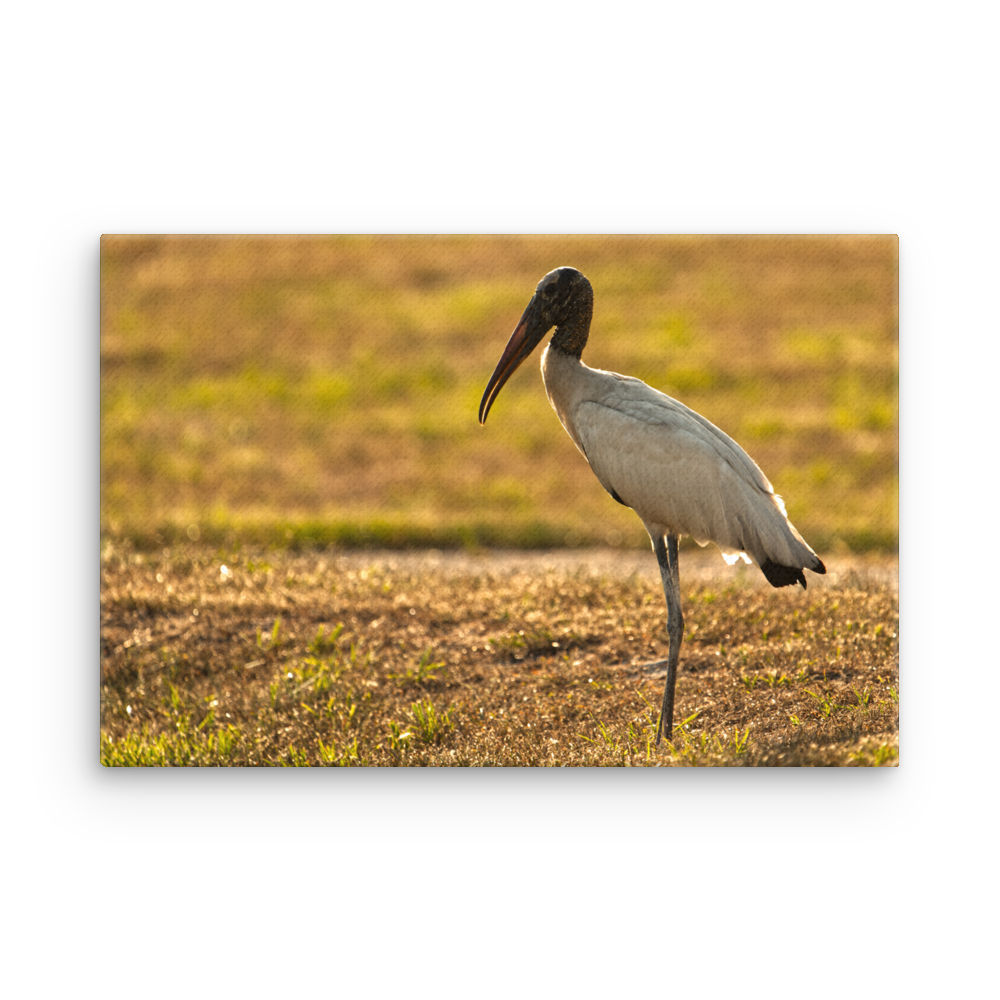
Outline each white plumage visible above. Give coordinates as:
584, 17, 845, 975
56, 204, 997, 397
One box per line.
479, 266, 825, 743
541, 346, 821, 575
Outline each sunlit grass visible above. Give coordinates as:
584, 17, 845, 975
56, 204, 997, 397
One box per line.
101, 235, 897, 552
100, 545, 899, 767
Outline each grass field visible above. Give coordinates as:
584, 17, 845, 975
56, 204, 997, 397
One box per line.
100, 235, 898, 765
101, 235, 897, 552
100, 545, 898, 766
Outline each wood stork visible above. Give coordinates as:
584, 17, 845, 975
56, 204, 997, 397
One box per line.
479, 266, 826, 745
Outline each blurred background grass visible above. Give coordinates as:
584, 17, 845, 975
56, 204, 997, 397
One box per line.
100, 235, 897, 552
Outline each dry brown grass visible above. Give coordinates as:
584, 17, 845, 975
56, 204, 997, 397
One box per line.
100, 544, 898, 766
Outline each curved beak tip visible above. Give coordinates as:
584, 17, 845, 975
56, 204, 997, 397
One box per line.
478, 310, 537, 428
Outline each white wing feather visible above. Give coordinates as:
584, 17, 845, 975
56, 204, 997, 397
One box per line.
543, 356, 817, 570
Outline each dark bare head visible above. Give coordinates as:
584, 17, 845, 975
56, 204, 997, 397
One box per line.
478, 267, 593, 424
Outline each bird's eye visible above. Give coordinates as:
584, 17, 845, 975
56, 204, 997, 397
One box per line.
542, 284, 555, 296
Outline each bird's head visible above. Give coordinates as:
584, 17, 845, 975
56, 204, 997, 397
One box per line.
479, 266, 592, 424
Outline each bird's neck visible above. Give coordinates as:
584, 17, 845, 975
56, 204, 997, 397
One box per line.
548, 283, 593, 359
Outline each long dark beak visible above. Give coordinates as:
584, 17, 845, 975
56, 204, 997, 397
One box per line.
478, 297, 549, 424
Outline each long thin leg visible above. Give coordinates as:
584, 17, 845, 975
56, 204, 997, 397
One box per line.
654, 533, 684, 745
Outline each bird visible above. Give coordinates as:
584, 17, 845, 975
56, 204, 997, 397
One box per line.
478, 266, 826, 745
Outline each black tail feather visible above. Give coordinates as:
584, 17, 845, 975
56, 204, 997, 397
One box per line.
760, 558, 807, 589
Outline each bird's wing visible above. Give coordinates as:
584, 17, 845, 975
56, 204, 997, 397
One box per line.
577, 376, 773, 486
572, 378, 785, 554
599, 376, 774, 493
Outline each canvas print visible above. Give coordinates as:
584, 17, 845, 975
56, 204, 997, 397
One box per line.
100, 236, 899, 766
